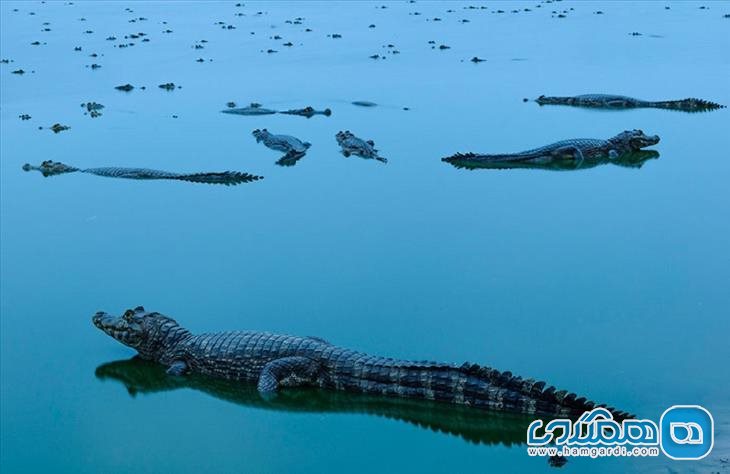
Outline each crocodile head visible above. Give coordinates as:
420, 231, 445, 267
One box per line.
252, 128, 270, 142
610, 130, 660, 150
22, 160, 78, 176
93, 307, 182, 359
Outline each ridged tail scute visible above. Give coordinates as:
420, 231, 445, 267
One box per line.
656, 98, 725, 112
459, 362, 634, 421
175, 172, 264, 185
442, 152, 478, 163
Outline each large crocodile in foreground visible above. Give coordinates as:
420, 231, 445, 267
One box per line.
23, 160, 262, 185
93, 307, 632, 420
535, 94, 724, 112
444, 149, 659, 171
442, 130, 659, 167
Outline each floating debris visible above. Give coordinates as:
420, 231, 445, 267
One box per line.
158, 82, 177, 90
115, 83, 134, 92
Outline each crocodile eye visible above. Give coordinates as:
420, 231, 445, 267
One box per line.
123, 310, 134, 321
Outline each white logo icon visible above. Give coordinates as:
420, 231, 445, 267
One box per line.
669, 422, 704, 445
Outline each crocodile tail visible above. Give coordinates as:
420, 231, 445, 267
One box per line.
457, 362, 634, 421
442, 152, 478, 163
651, 98, 725, 112
348, 360, 632, 420
174, 172, 264, 185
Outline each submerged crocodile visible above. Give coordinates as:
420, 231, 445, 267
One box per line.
93, 307, 632, 420
222, 103, 331, 118
442, 130, 659, 167
280, 106, 332, 118
252, 128, 311, 166
444, 149, 659, 171
335, 130, 387, 163
23, 160, 262, 185
535, 94, 724, 112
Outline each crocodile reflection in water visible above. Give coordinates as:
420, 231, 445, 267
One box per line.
96, 357, 539, 448
443, 150, 659, 172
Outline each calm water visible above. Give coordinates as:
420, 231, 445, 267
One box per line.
1, 1, 729, 472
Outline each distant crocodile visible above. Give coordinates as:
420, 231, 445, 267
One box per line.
222, 103, 331, 117
23, 160, 262, 185
280, 106, 332, 118
251, 128, 312, 166
93, 307, 633, 420
336, 131, 387, 163
444, 149, 659, 171
536, 94, 724, 112
442, 130, 659, 167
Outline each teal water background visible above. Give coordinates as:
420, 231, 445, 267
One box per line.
1, 1, 729, 472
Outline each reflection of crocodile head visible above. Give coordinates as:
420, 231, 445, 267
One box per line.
95, 357, 540, 449
22, 160, 79, 176
443, 150, 659, 172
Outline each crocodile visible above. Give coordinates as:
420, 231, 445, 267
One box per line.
23, 160, 262, 185
442, 130, 659, 167
444, 149, 659, 172
535, 94, 724, 112
335, 130, 387, 163
221, 103, 277, 116
279, 106, 332, 118
93, 307, 633, 421
252, 128, 311, 166
222, 103, 331, 117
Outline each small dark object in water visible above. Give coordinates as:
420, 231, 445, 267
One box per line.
12, 69, 25, 74
48, 123, 70, 133
369, 24, 376, 28
369, 54, 381, 59
630, 32, 642, 36
19, 114, 31, 120
330, 33, 342, 38
74, 46, 82, 51
88, 63, 102, 69
522, 98, 529, 102
226, 102, 236, 108
158, 82, 176, 90
352, 101, 377, 107
438, 44, 450, 50
31, 41, 41, 45
266, 49, 277, 54
470, 57, 486, 63
115, 83, 134, 92
548, 456, 568, 468
283, 42, 293, 47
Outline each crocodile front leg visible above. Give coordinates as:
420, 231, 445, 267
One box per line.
257, 356, 321, 393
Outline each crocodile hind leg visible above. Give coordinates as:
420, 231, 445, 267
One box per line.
551, 146, 584, 167
257, 356, 321, 394
166, 360, 189, 376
